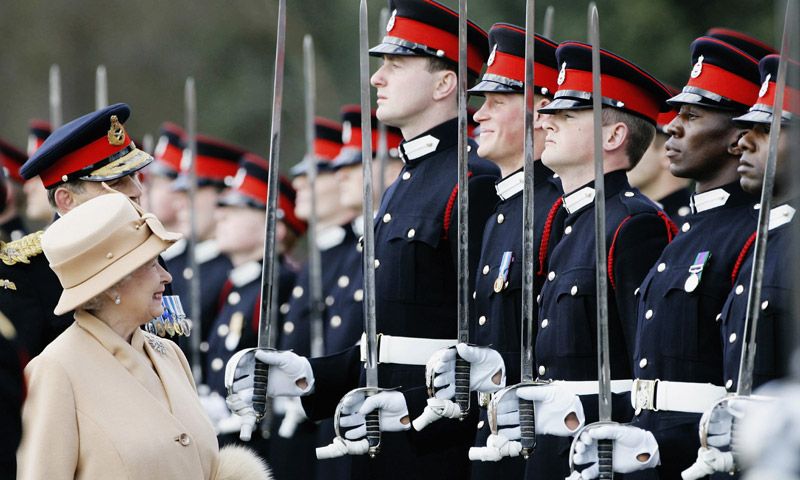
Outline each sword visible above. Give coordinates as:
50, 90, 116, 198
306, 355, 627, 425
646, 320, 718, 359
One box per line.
184, 77, 203, 384
542, 6, 554, 39
95, 65, 108, 110
303, 34, 325, 360
49, 64, 62, 128
375, 7, 391, 199
452, 0, 471, 421
252, 0, 287, 428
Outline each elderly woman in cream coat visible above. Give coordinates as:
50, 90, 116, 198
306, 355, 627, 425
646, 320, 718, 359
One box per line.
17, 192, 270, 480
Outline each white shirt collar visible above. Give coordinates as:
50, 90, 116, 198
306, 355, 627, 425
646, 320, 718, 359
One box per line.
495, 171, 525, 201
161, 238, 186, 261
194, 239, 221, 264
563, 186, 596, 214
690, 188, 731, 214
229, 260, 262, 287
399, 135, 440, 162
768, 203, 796, 230
316, 225, 347, 251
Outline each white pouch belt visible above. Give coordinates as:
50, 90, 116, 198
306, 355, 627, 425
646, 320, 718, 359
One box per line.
359, 333, 457, 366
550, 379, 633, 396
631, 379, 727, 414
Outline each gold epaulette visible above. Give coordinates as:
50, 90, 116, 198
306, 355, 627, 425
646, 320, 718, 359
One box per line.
0, 231, 45, 266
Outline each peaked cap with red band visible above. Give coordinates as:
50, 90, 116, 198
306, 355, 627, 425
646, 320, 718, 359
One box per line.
27, 119, 52, 156
289, 117, 343, 177
0, 138, 27, 183
151, 122, 185, 178
173, 134, 246, 190
469, 23, 559, 96
369, 0, 489, 78
538, 42, 672, 125
20, 103, 153, 189
332, 104, 403, 169
734, 54, 800, 127
706, 28, 776, 61
668, 36, 761, 111
220, 152, 307, 235
655, 85, 680, 132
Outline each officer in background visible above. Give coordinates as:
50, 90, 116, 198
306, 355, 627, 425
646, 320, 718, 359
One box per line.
0, 138, 29, 241
141, 122, 184, 232
0, 103, 153, 357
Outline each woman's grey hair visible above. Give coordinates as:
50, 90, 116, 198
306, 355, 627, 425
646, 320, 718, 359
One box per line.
78, 272, 135, 312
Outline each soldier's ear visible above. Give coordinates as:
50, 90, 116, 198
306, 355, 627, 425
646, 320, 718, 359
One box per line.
533, 97, 552, 128
727, 129, 747, 156
53, 186, 78, 214
603, 121, 628, 152
432, 70, 457, 101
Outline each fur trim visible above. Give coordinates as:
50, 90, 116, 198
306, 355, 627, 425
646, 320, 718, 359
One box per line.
217, 445, 272, 480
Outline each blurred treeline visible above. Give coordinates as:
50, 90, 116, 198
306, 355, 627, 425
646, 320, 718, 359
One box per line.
0, 0, 782, 170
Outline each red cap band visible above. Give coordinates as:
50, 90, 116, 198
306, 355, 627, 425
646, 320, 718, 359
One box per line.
194, 153, 239, 181
315, 138, 343, 160
686, 62, 759, 106
154, 139, 183, 172
390, 16, 484, 75
236, 174, 305, 234
758, 81, 800, 116
559, 69, 662, 122
486, 51, 559, 93
41, 132, 131, 188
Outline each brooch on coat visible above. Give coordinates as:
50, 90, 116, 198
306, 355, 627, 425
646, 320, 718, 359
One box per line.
145, 333, 167, 356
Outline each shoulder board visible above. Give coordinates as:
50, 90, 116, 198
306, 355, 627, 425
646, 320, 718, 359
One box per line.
0, 231, 45, 266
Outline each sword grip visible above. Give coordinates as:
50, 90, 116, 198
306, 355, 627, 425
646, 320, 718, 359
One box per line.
519, 398, 536, 458
253, 359, 270, 420
365, 409, 381, 457
597, 438, 613, 479
454, 356, 471, 419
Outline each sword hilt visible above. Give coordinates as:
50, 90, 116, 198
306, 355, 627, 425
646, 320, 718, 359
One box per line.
253, 359, 270, 421
597, 438, 613, 479
365, 408, 381, 457
454, 355, 471, 420
518, 398, 536, 458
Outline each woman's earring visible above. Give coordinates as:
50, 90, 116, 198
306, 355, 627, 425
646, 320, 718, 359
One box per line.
114, 295, 121, 305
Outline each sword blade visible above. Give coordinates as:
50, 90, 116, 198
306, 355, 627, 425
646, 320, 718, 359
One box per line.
737, 0, 796, 396
95, 65, 108, 110
376, 7, 391, 199
521, 0, 536, 386
543, 6, 555, 39
184, 77, 203, 383
304, 34, 325, 359
49, 64, 62, 128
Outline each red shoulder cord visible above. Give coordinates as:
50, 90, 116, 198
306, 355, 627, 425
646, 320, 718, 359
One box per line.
536, 197, 564, 277
607, 211, 677, 291
442, 171, 474, 240
731, 231, 757, 286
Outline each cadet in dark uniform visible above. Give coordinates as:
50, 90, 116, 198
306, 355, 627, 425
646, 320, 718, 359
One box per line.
527, 42, 676, 479
614, 36, 765, 478
0, 138, 29, 241
164, 134, 239, 369
0, 103, 153, 358
141, 122, 184, 232
233, 1, 500, 478
680, 52, 800, 480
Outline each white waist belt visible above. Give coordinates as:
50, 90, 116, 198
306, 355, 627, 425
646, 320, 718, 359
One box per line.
359, 333, 456, 366
631, 379, 727, 414
551, 379, 633, 396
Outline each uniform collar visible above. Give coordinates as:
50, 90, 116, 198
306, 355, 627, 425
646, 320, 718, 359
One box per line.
229, 260, 262, 287
398, 118, 458, 166
765, 203, 796, 231
689, 181, 755, 214
562, 170, 630, 215
194, 239, 221, 264
495, 168, 524, 201
316, 225, 347, 251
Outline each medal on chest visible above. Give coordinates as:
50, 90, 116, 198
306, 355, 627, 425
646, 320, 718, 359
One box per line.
493, 251, 514, 293
684, 251, 711, 293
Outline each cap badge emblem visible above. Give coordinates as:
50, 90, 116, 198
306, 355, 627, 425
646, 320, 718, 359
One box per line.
180, 148, 192, 171
690, 55, 704, 79
487, 44, 498, 67
342, 121, 352, 144
232, 168, 246, 189
759, 73, 771, 98
107, 115, 126, 146
386, 9, 397, 32
557, 62, 567, 86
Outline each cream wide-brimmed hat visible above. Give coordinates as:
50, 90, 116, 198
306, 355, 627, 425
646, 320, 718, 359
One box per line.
42, 192, 182, 315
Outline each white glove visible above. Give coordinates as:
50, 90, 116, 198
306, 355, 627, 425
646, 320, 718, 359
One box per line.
411, 397, 463, 430
277, 396, 308, 439
199, 390, 232, 426
681, 397, 749, 478
469, 433, 524, 461
681, 447, 735, 480
517, 384, 585, 437
316, 437, 370, 460
224, 348, 314, 397
339, 390, 411, 440
427, 344, 506, 400
466, 390, 523, 461
225, 392, 257, 441
571, 424, 660, 478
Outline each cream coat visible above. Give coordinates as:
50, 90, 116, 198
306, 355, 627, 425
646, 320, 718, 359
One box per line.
17, 311, 220, 479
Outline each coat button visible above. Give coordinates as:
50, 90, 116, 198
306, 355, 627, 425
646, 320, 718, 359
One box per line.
565, 226, 573, 235
211, 358, 224, 371
228, 292, 241, 305
325, 295, 335, 306
729, 333, 737, 344
199, 342, 209, 353
407, 228, 416, 238
681, 222, 691, 232
338, 275, 350, 288
283, 321, 295, 334
538, 365, 546, 376
624, 191, 634, 197
678, 206, 691, 217
292, 286, 304, 298
548, 271, 556, 281
177, 433, 192, 446
715, 313, 722, 322
374, 259, 381, 269
645, 309, 653, 320
639, 358, 648, 368
482, 265, 490, 275
726, 379, 733, 389
354, 289, 364, 302
537, 294, 541, 304
330, 315, 342, 328
472, 291, 477, 300
383, 213, 392, 223
183, 267, 193, 280
541, 319, 549, 328
634, 287, 640, 296
735, 284, 744, 295
570, 285, 578, 296
217, 324, 229, 336
497, 214, 505, 224
657, 263, 666, 272
478, 316, 487, 326
477, 420, 485, 429
402, 171, 411, 180
761, 300, 769, 310
280, 303, 290, 314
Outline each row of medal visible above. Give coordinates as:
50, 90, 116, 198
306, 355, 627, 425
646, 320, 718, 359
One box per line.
144, 295, 192, 338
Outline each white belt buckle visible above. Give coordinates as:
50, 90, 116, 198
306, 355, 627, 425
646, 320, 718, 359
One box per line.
633, 378, 659, 415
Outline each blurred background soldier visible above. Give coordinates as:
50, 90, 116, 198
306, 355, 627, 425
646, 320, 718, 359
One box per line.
0, 138, 29, 241
20, 120, 53, 233
141, 122, 184, 232
0, 103, 152, 358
